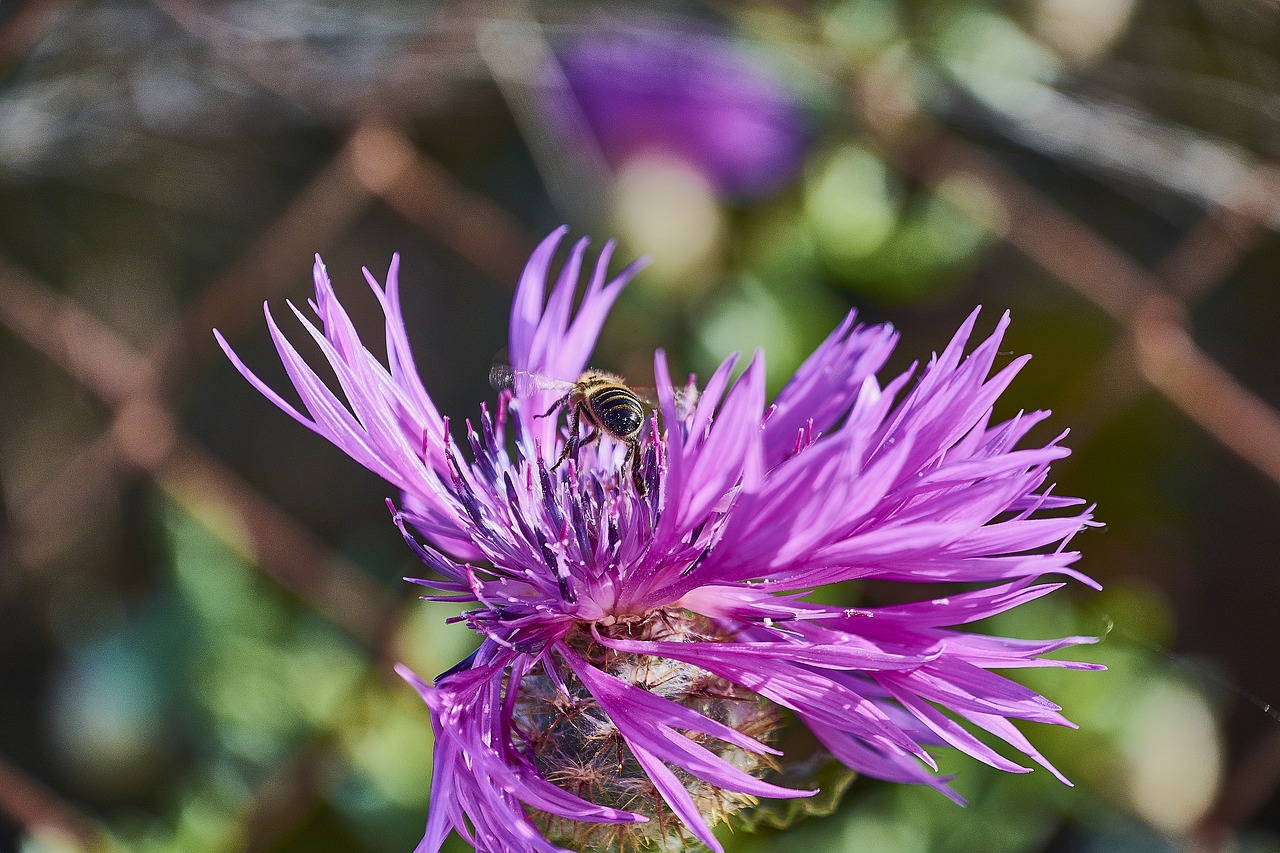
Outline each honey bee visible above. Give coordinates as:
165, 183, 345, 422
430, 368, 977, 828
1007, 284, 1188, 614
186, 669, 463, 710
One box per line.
490, 365, 651, 495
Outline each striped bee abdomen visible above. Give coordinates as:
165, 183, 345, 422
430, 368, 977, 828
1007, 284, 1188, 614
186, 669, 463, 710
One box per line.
587, 385, 644, 440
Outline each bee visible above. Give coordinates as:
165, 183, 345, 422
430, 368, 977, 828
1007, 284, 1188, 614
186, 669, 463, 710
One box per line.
491, 365, 651, 495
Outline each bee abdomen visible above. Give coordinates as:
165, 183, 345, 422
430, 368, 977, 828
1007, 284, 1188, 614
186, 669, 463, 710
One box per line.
588, 386, 644, 439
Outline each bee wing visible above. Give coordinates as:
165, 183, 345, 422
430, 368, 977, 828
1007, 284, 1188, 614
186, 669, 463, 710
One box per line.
489, 363, 575, 396
673, 384, 699, 420
631, 384, 699, 420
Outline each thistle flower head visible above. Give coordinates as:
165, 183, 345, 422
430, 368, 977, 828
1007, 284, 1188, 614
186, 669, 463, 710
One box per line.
218, 228, 1101, 853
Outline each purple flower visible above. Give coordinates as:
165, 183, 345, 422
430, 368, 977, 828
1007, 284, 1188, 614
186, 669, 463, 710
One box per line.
217, 228, 1101, 853
555, 26, 807, 198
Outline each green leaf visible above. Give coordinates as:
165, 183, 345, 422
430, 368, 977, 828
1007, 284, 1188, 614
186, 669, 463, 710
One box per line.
735, 755, 858, 833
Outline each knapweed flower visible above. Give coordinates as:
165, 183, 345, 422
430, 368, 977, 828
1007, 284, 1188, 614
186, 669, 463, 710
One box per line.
554, 25, 807, 199
217, 228, 1100, 853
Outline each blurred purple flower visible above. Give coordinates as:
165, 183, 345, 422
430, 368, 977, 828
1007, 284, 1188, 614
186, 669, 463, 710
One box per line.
218, 229, 1100, 853
555, 27, 807, 198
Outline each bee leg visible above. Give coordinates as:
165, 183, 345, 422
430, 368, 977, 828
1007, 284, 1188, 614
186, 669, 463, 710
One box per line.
537, 392, 573, 419
626, 439, 647, 496
550, 403, 583, 471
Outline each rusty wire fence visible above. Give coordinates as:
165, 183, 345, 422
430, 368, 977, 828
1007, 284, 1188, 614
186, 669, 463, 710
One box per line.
2, 2, 1280, 852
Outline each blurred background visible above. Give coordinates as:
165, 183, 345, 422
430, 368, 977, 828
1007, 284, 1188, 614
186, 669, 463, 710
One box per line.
2, 1, 1279, 851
